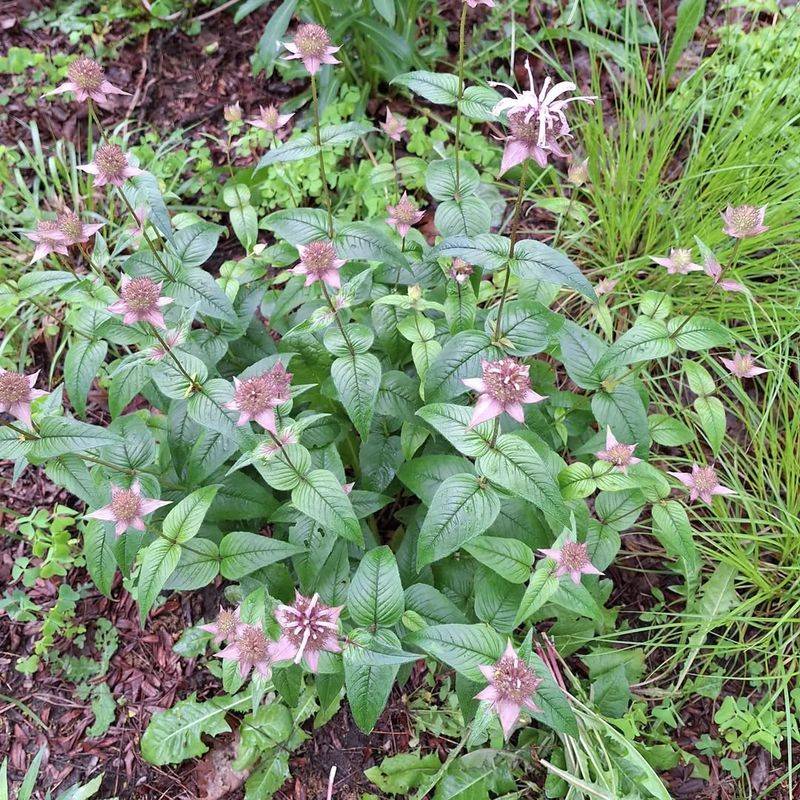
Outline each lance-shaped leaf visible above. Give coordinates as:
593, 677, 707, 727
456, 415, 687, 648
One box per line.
406, 624, 504, 682
291, 469, 363, 545
417, 474, 501, 568
162, 486, 218, 543
423, 330, 502, 403
416, 403, 493, 458
476, 434, 569, 528
349, 545, 404, 627
331, 353, 382, 439
264, 207, 329, 245
391, 70, 459, 104
219, 531, 306, 579
28, 417, 123, 460
137, 537, 182, 623
64, 339, 107, 418
463, 535, 533, 584
511, 238, 596, 301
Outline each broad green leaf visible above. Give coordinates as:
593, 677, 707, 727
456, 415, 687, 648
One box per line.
423, 331, 502, 403
463, 536, 533, 584
595, 489, 645, 532
397, 454, 474, 506
408, 624, 504, 682
218, 531, 306, 579
416, 403, 492, 458
649, 414, 695, 446
476, 434, 568, 527
417, 474, 501, 568
140, 693, 248, 765
165, 538, 220, 591
515, 566, 559, 624
693, 395, 726, 455
512, 239, 597, 301
83, 519, 117, 597
486, 299, 562, 356
169, 222, 220, 269
331, 353, 382, 439
425, 158, 480, 201
17, 271, 75, 298
264, 207, 328, 245
404, 584, 469, 625
392, 70, 459, 104
597, 319, 674, 373
344, 629, 401, 732
28, 417, 122, 460
349, 545, 404, 627
162, 486, 218, 543
292, 469, 363, 545
137, 538, 182, 623
435, 197, 492, 237
64, 339, 106, 418
591, 385, 649, 452
651, 501, 700, 596
668, 316, 732, 351
557, 320, 608, 389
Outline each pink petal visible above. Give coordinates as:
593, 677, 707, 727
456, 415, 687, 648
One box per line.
139, 498, 171, 515
468, 394, 503, 427
499, 139, 530, 175
475, 685, 499, 702
322, 270, 341, 289
254, 409, 278, 433
87, 505, 116, 522
462, 377, 486, 392
505, 402, 525, 423
304, 650, 320, 672
496, 699, 521, 739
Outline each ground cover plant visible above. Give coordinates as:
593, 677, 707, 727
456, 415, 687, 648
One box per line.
0, 1, 798, 798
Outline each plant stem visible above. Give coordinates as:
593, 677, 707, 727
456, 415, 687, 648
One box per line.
310, 73, 334, 239
0, 419, 37, 439
453, 1, 468, 192
115, 187, 175, 279
320, 282, 354, 355
551, 193, 574, 250
493, 162, 527, 341
149, 324, 199, 390
391, 141, 400, 201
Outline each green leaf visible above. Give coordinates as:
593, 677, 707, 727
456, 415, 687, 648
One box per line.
28, 417, 122, 460
485, 300, 562, 356
165, 538, 219, 591
407, 624, 504, 681
557, 321, 608, 390
169, 222, 220, 269
245, 752, 290, 800
463, 536, 533, 584
349, 546, 404, 627
460, 84, 502, 121
17, 271, 75, 298
649, 414, 695, 446
404, 584, 469, 625
693, 395, 726, 455
665, 0, 707, 80
137, 537, 182, 623
391, 70, 459, 104
591, 385, 649, 452
668, 316, 732, 351
218, 531, 305, 580
684, 360, 715, 395
83, 519, 117, 597
416, 403, 492, 458
512, 239, 597, 301
417, 474, 501, 568
597, 319, 674, 373
45, 453, 103, 507
335, 221, 408, 271
292, 469, 363, 545
252, 0, 297, 74
365, 751, 441, 795
264, 207, 328, 245
651, 501, 700, 595
515, 566, 559, 624
344, 629, 401, 732
162, 486, 217, 543
331, 353, 382, 439
259, 443, 311, 491
140, 693, 248, 765
129, 171, 173, 244
423, 331, 502, 403
476, 434, 568, 527
425, 158, 480, 201
595, 489, 644, 532
435, 197, 492, 237
397, 454, 474, 506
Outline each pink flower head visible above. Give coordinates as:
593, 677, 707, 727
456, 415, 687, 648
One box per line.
224, 361, 293, 432
247, 104, 294, 134
282, 23, 340, 75
292, 240, 345, 289
668, 464, 735, 505
462, 358, 545, 427
721, 204, 768, 239
47, 56, 129, 105
595, 277, 617, 296
720, 352, 768, 379
0, 370, 48, 429
380, 108, 407, 141
80, 143, 144, 188
650, 248, 703, 275
596, 427, 640, 473
25, 219, 70, 263
108, 275, 172, 328
449, 258, 474, 284
539, 539, 602, 585
491, 62, 594, 174
702, 254, 746, 293
386, 193, 425, 238
200, 606, 242, 645
216, 624, 281, 680
475, 641, 541, 739
273, 591, 343, 672
87, 480, 170, 536
148, 328, 185, 361
56, 208, 104, 246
